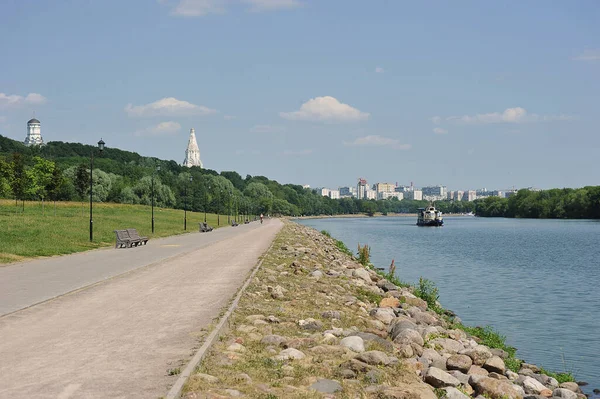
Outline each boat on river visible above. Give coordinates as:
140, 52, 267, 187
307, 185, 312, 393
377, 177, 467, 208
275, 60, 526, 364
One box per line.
417, 206, 444, 226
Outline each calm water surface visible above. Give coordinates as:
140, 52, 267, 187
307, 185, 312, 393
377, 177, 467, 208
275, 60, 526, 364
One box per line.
297, 217, 600, 392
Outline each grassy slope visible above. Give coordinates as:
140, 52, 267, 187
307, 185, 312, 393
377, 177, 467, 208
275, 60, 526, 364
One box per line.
0, 199, 236, 264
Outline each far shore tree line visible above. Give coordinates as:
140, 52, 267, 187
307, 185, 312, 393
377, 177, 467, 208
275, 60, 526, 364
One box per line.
0, 135, 598, 219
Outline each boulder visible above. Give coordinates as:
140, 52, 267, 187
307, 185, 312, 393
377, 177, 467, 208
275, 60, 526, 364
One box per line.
379, 384, 437, 399
340, 336, 365, 352
260, 335, 287, 346
393, 329, 424, 346
274, 348, 306, 360
298, 318, 323, 331
461, 345, 493, 365
483, 355, 505, 374
349, 332, 394, 352
267, 285, 285, 299
389, 318, 418, 340
353, 268, 372, 282
321, 310, 342, 319
424, 367, 461, 388
412, 311, 439, 326
310, 379, 342, 394
471, 376, 524, 399
468, 365, 489, 376
447, 370, 470, 386
442, 387, 471, 399
552, 388, 578, 399
377, 280, 399, 292
558, 382, 580, 393
370, 307, 397, 324
521, 376, 547, 395
193, 373, 219, 384
446, 354, 473, 373
380, 297, 401, 308
309, 270, 324, 279
431, 338, 465, 354
355, 350, 393, 366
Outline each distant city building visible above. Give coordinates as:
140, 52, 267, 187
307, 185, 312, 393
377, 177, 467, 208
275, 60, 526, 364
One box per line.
318, 188, 330, 197
378, 191, 404, 200
422, 185, 447, 201
339, 186, 357, 197
462, 190, 477, 201
366, 190, 377, 200
329, 190, 340, 199
183, 128, 203, 168
395, 184, 414, 193
375, 182, 396, 193
357, 178, 368, 200
302, 184, 311, 189
449, 190, 464, 201
24, 118, 44, 146
491, 190, 504, 198
406, 190, 423, 201
504, 190, 517, 198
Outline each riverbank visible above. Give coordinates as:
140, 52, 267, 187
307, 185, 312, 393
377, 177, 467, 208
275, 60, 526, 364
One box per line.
182, 221, 591, 398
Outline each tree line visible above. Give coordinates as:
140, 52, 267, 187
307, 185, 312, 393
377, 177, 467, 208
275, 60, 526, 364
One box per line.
475, 188, 600, 219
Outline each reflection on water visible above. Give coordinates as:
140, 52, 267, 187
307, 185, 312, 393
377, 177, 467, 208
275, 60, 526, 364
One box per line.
297, 216, 600, 393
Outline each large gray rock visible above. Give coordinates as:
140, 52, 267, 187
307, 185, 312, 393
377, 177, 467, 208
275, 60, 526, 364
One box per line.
412, 311, 439, 326
431, 338, 465, 354
321, 310, 342, 319
380, 385, 437, 399
552, 388, 578, 399
393, 328, 424, 346
461, 345, 493, 365
389, 318, 418, 339
370, 307, 396, 324
521, 376, 547, 395
274, 348, 305, 360
310, 379, 342, 394
349, 332, 394, 352
261, 334, 287, 346
442, 387, 471, 399
340, 336, 365, 352
424, 367, 461, 388
355, 350, 393, 366
559, 382, 580, 393
353, 268, 372, 282
470, 376, 524, 399
447, 354, 473, 373
447, 370, 470, 386
377, 279, 399, 292
483, 355, 505, 374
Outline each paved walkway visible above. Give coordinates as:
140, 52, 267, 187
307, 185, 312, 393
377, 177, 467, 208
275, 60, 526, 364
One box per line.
0, 219, 283, 399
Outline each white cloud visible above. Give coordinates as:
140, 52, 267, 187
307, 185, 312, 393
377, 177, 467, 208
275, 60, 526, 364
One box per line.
572, 49, 600, 61
134, 121, 182, 137
344, 135, 411, 150
0, 92, 47, 108
168, 0, 301, 16
375, 67, 384, 73
125, 97, 216, 117
431, 116, 441, 125
446, 107, 575, 125
281, 149, 313, 156
280, 96, 369, 122
170, 0, 226, 16
433, 127, 447, 135
250, 124, 285, 133
242, 0, 302, 11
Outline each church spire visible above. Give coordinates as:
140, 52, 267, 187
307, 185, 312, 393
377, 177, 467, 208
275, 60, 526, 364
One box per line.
183, 128, 203, 168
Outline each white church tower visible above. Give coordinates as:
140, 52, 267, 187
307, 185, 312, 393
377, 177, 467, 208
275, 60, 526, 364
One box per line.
183, 128, 203, 168
24, 118, 44, 146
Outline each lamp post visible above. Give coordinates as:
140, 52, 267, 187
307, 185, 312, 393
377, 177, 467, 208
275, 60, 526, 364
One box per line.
218, 189, 222, 226
228, 189, 232, 224
90, 139, 105, 242
204, 183, 210, 223
184, 175, 192, 230
152, 165, 161, 234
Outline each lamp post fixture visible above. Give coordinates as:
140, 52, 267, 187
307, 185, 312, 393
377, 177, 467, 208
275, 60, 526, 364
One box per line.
204, 183, 210, 223
152, 165, 161, 234
184, 175, 192, 230
90, 139, 105, 242
228, 189, 232, 224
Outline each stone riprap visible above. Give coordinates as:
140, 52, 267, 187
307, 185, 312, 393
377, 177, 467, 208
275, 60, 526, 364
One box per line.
183, 221, 585, 398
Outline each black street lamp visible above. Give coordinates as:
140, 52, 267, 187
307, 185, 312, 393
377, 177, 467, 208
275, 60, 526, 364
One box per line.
184, 175, 192, 230
218, 189, 223, 226
204, 183, 210, 223
152, 164, 161, 234
228, 189, 232, 224
90, 139, 105, 242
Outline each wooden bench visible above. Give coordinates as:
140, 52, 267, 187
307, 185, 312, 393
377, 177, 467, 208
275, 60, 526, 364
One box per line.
199, 222, 214, 232
126, 228, 148, 246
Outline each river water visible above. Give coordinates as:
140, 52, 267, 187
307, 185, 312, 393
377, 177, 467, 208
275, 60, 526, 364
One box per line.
297, 216, 600, 393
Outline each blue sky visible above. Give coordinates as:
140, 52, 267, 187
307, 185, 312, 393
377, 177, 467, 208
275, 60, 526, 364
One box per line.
1, 0, 598, 191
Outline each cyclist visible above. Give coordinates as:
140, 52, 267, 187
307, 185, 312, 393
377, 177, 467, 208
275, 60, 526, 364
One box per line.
260, 213, 264, 224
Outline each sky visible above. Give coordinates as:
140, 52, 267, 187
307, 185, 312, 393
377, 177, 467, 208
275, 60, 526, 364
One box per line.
0, 0, 599, 191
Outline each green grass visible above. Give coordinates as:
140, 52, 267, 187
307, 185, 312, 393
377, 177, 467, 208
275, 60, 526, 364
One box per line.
539, 367, 576, 383
0, 199, 230, 264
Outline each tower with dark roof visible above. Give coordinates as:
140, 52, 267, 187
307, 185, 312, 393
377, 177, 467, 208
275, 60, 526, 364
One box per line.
24, 118, 44, 146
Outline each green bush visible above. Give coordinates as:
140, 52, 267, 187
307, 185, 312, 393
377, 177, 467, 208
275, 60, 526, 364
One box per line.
414, 277, 442, 313
357, 243, 371, 266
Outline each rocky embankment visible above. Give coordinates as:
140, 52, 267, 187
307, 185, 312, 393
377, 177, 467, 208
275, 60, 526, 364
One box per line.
183, 221, 586, 399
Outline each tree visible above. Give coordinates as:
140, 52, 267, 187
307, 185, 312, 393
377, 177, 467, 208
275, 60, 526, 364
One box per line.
74, 163, 89, 201
0, 158, 12, 198
10, 153, 27, 211
244, 182, 274, 215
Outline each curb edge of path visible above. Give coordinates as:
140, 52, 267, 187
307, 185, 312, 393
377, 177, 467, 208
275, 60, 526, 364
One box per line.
165, 230, 278, 399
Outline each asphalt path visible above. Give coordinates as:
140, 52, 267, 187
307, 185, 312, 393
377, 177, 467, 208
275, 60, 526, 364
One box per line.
0, 218, 282, 398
